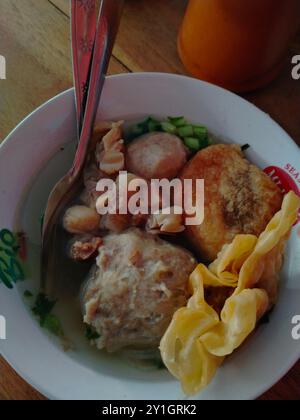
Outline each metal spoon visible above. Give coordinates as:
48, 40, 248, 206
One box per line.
71, 0, 98, 135
41, 0, 124, 296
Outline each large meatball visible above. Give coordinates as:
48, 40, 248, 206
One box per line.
180, 144, 283, 261
126, 132, 188, 180
83, 228, 196, 352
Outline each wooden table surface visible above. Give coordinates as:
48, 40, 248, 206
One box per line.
0, 0, 300, 400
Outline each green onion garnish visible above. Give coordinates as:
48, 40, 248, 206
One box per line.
126, 116, 211, 152
198, 137, 210, 149
168, 116, 187, 127
184, 137, 200, 151
193, 125, 208, 141
127, 125, 145, 141
177, 125, 194, 138
24, 290, 33, 298
32, 293, 64, 338
147, 118, 161, 132
42, 313, 64, 337
161, 121, 177, 134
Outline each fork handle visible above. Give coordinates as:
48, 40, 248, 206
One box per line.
71, 0, 97, 136
71, 0, 124, 177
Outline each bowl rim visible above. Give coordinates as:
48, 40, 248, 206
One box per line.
3, 72, 300, 154
1, 72, 299, 400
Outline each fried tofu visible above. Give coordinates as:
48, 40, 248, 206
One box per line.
180, 144, 283, 261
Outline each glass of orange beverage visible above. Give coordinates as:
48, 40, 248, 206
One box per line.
178, 0, 300, 92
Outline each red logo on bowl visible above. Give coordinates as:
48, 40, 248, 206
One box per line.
264, 165, 300, 225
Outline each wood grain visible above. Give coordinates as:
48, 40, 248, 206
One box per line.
0, 0, 127, 141
0, 0, 299, 400
51, 0, 188, 73
50, 0, 300, 146
259, 359, 300, 400
245, 36, 300, 146
0, 358, 46, 401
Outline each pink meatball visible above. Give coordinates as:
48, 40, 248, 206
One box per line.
126, 132, 188, 180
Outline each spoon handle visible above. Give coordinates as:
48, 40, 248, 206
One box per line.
71, 0, 124, 177
71, 0, 97, 136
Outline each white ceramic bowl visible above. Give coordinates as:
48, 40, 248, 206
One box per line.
0, 73, 300, 400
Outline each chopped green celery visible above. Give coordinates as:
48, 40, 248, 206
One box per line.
32, 293, 56, 323
134, 117, 161, 134
136, 118, 151, 132
177, 125, 194, 138
43, 314, 64, 337
32, 293, 65, 338
193, 125, 208, 140
168, 116, 187, 127
130, 125, 145, 138
198, 137, 210, 149
161, 121, 177, 134
184, 137, 200, 151
147, 119, 161, 132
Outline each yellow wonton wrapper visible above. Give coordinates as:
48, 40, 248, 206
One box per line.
160, 191, 300, 395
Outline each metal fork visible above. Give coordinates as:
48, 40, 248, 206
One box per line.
41, 0, 124, 295
71, 0, 98, 135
